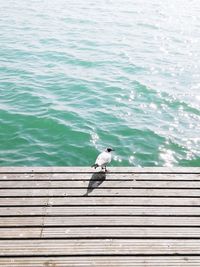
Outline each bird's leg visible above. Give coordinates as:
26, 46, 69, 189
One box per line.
101, 166, 107, 172
105, 166, 110, 172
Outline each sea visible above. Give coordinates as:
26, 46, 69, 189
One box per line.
0, 0, 200, 167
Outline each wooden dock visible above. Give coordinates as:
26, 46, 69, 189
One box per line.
0, 167, 200, 266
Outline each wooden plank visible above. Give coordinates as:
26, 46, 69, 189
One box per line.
0, 228, 41, 238
41, 215, 200, 227
1, 256, 200, 267
1, 216, 199, 227
0, 173, 52, 180
52, 173, 200, 180
1, 206, 200, 216
0, 207, 45, 216
0, 167, 199, 173
46, 197, 200, 206
0, 227, 198, 239
41, 227, 200, 238
0, 197, 48, 206
0, 173, 200, 181
0, 217, 44, 226
1, 197, 200, 206
1, 239, 200, 255
2, 180, 200, 188
1, 188, 200, 197
2, 227, 200, 239
45, 206, 200, 216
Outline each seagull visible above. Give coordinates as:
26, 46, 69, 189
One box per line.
91, 148, 115, 172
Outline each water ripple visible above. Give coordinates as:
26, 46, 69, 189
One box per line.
0, 0, 200, 166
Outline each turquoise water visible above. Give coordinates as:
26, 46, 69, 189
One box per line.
0, 0, 200, 167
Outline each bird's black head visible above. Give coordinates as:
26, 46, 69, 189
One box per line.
106, 148, 114, 152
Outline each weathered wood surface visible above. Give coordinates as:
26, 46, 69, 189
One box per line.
2, 227, 200, 238
2, 180, 200, 188
1, 257, 200, 267
1, 239, 200, 255
0, 173, 200, 181
1, 188, 200, 197
2, 206, 200, 216
0, 167, 200, 267
1, 196, 200, 206
0, 167, 199, 173
1, 216, 200, 227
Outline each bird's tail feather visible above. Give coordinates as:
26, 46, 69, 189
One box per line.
91, 163, 99, 169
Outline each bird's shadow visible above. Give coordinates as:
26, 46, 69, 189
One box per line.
84, 171, 106, 196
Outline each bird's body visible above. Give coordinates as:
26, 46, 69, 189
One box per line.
92, 148, 114, 171
95, 151, 112, 168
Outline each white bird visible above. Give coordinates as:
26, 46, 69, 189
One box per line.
91, 148, 115, 172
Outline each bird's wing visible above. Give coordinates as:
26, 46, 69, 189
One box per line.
95, 152, 111, 166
